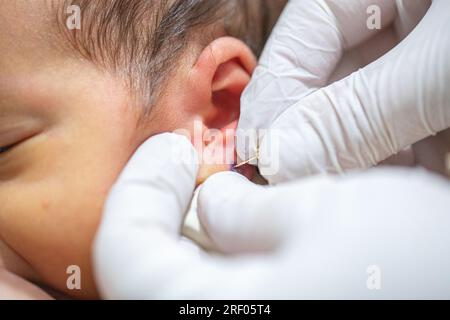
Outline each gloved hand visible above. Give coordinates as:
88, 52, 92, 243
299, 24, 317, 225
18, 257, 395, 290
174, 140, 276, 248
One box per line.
93, 133, 450, 299
237, 0, 450, 184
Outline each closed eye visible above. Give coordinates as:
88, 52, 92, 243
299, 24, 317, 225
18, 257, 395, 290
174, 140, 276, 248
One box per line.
0, 145, 13, 154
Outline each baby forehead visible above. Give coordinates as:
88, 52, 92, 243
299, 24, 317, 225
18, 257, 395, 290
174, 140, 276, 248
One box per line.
0, 1, 55, 27
0, 2, 78, 72
0, 1, 59, 52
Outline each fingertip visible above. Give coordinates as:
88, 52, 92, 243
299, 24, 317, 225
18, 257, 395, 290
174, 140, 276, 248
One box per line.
198, 171, 249, 208
117, 132, 199, 187
200, 171, 249, 192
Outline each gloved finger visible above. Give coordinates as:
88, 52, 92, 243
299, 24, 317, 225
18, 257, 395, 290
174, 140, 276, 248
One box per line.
197, 171, 289, 254
93, 134, 278, 299
98, 133, 198, 233
330, 0, 431, 83
237, 0, 398, 163
259, 0, 450, 184
412, 129, 450, 177
394, 0, 431, 40
94, 133, 198, 295
278, 168, 450, 299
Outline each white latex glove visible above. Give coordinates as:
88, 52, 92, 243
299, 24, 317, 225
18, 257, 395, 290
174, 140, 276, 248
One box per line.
94, 133, 450, 299
238, 0, 450, 184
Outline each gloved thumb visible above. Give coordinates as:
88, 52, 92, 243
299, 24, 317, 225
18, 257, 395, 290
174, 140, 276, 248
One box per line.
197, 171, 288, 254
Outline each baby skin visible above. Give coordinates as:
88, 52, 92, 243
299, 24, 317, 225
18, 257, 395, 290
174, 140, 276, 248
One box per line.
0, 0, 286, 298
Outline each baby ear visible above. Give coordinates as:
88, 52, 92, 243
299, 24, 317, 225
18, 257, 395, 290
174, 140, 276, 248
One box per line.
185, 37, 257, 184
188, 37, 257, 129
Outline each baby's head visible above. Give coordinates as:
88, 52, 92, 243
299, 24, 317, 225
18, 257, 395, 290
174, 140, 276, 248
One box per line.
0, 0, 285, 298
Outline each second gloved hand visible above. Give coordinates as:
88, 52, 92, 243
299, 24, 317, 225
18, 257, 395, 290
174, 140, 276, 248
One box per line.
238, 0, 450, 184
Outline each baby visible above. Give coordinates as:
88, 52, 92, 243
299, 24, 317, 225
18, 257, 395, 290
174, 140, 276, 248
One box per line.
0, 0, 286, 298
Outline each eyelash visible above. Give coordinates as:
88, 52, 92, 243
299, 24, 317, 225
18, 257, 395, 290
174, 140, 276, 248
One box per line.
0, 145, 13, 154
